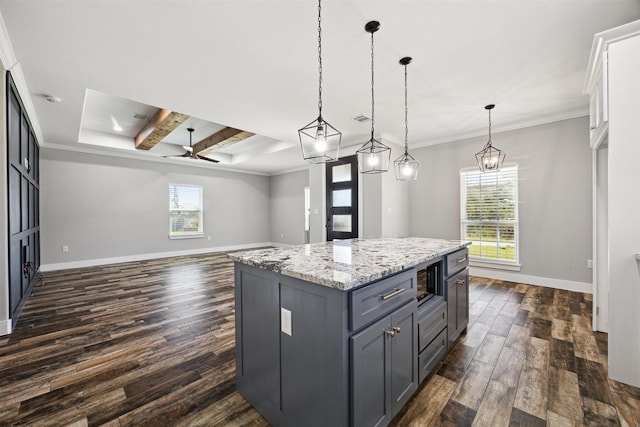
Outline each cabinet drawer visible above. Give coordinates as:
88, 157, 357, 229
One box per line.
446, 248, 468, 276
350, 269, 416, 331
418, 299, 447, 352
418, 328, 447, 383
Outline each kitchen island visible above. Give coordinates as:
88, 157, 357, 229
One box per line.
229, 237, 470, 427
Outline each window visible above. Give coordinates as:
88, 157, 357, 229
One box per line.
460, 165, 519, 266
169, 184, 203, 239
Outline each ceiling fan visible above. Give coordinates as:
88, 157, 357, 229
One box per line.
164, 127, 219, 163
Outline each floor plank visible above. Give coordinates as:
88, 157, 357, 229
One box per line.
0, 253, 638, 426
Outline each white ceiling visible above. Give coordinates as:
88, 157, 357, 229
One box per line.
1, 1, 639, 175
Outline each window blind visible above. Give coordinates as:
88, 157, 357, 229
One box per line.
169, 184, 203, 237
460, 166, 519, 264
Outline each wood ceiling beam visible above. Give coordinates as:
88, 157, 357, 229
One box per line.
135, 109, 189, 150
193, 127, 254, 156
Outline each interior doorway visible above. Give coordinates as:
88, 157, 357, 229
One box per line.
325, 155, 358, 241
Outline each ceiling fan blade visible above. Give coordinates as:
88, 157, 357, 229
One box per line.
195, 154, 219, 163
163, 151, 192, 159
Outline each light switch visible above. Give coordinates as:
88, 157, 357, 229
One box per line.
281, 307, 292, 336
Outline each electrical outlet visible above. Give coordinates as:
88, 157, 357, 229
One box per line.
280, 233, 284, 238
587, 259, 593, 269
62, 245, 69, 253
207, 236, 211, 241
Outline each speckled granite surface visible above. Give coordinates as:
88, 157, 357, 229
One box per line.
229, 237, 470, 291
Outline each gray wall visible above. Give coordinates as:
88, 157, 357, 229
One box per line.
270, 169, 309, 245
409, 116, 592, 284
361, 174, 382, 238
40, 149, 271, 267
381, 144, 410, 238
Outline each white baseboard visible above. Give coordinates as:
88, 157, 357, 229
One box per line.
39, 242, 274, 272
0, 319, 12, 336
470, 266, 593, 294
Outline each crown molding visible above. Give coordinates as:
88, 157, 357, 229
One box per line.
584, 19, 640, 95
412, 110, 589, 150
41, 142, 271, 177
0, 10, 45, 145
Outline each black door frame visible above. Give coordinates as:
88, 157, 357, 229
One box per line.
326, 155, 358, 241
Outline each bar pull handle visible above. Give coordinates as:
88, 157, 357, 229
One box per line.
380, 288, 406, 301
456, 279, 465, 286
456, 257, 467, 264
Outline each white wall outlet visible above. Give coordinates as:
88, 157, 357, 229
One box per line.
587, 259, 593, 269
281, 307, 292, 336
280, 233, 284, 238
207, 236, 211, 241
62, 245, 69, 253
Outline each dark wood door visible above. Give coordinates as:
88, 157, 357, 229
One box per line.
326, 155, 358, 241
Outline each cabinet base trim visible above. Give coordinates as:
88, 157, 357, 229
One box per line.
470, 267, 592, 294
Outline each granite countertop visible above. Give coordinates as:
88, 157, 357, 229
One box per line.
228, 237, 471, 291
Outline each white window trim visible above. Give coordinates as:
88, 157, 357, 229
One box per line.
169, 184, 204, 239
460, 163, 519, 269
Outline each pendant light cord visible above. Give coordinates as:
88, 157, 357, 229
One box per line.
317, 0, 323, 117
404, 63, 409, 154
370, 31, 375, 140
487, 108, 492, 145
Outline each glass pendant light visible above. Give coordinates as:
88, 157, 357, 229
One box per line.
357, 21, 391, 174
298, 0, 342, 163
394, 57, 419, 181
475, 104, 506, 172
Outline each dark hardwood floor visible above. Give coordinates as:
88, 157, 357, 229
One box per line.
0, 252, 638, 426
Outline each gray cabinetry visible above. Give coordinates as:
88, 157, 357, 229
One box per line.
417, 297, 447, 382
446, 248, 469, 346
351, 300, 417, 427
233, 241, 469, 427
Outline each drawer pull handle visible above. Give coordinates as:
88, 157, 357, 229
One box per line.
456, 257, 467, 264
386, 329, 396, 337
393, 326, 401, 334
380, 288, 406, 301
456, 279, 465, 286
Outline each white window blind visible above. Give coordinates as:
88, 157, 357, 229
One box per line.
169, 184, 203, 238
460, 166, 519, 264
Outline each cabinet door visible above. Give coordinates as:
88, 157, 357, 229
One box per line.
447, 279, 457, 344
390, 301, 418, 415
351, 316, 391, 427
456, 273, 469, 334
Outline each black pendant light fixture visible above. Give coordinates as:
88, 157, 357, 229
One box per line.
475, 104, 506, 172
394, 57, 419, 181
298, 0, 342, 163
357, 21, 391, 174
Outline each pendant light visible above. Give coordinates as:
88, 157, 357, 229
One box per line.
475, 104, 506, 172
357, 21, 391, 174
298, 0, 342, 163
394, 57, 419, 181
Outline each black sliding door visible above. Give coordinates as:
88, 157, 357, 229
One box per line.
6, 72, 40, 326
325, 155, 358, 241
